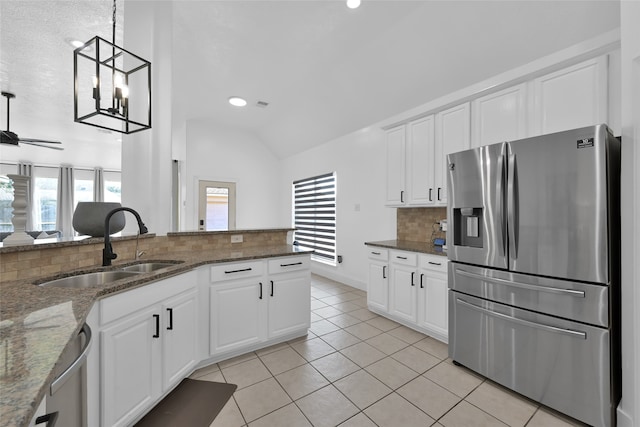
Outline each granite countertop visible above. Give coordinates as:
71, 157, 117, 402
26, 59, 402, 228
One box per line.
0, 244, 311, 427
365, 240, 448, 257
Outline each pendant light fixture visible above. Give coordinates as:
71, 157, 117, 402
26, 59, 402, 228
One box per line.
73, 0, 151, 134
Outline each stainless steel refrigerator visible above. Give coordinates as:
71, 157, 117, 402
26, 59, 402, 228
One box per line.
446, 124, 620, 427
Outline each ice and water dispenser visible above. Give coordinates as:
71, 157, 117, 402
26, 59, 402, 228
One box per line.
453, 207, 483, 248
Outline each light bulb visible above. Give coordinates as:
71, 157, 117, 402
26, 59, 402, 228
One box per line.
121, 85, 129, 99
114, 74, 123, 89
92, 76, 99, 88
346, 0, 361, 9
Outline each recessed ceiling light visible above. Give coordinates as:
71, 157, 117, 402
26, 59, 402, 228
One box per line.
346, 0, 361, 9
228, 96, 247, 107
66, 38, 85, 48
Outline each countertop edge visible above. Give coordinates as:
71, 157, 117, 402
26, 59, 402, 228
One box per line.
365, 240, 448, 257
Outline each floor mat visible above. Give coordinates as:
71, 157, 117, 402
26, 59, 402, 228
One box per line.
134, 379, 237, 427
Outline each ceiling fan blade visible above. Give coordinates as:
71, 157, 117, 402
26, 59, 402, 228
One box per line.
18, 137, 63, 144
19, 140, 64, 150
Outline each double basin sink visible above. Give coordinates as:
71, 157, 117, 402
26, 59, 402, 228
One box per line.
38, 262, 183, 289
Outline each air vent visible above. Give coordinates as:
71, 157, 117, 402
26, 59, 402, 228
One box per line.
256, 101, 269, 108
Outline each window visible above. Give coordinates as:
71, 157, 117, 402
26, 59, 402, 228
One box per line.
293, 172, 337, 265
74, 169, 94, 208
0, 175, 12, 232
103, 171, 122, 203
33, 169, 58, 231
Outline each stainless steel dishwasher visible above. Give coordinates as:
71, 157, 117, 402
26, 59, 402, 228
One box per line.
36, 324, 92, 427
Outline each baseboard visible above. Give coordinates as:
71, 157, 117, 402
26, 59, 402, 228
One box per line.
310, 264, 366, 291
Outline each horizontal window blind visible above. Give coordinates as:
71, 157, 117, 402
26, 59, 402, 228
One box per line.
293, 172, 336, 264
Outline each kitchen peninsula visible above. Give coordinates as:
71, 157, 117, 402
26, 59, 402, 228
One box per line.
0, 228, 312, 426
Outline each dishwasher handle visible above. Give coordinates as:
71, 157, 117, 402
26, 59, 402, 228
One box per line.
50, 323, 92, 395
35, 412, 58, 426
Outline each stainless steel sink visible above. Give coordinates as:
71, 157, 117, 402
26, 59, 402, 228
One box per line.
118, 262, 181, 273
38, 271, 141, 288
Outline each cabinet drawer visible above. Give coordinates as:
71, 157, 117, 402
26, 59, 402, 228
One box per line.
211, 261, 264, 283
268, 256, 310, 274
367, 247, 388, 261
419, 254, 447, 273
391, 250, 417, 266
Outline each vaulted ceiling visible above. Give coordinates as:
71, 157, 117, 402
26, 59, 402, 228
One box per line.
0, 1, 620, 165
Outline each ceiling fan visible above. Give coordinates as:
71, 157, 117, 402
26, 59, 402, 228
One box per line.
1, 91, 63, 150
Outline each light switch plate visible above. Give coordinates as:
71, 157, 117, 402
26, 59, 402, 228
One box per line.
231, 234, 243, 243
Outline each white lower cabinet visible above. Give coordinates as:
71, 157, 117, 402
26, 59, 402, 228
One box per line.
367, 248, 449, 342
99, 271, 198, 427
367, 248, 389, 312
209, 255, 311, 358
389, 251, 418, 324
267, 273, 311, 339
417, 255, 448, 341
210, 278, 265, 354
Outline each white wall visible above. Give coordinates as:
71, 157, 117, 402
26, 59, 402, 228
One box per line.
279, 126, 397, 290
184, 120, 282, 230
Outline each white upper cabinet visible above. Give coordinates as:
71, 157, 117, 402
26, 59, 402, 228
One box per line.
532, 56, 608, 135
407, 116, 435, 205
472, 83, 528, 148
385, 126, 406, 206
435, 102, 471, 205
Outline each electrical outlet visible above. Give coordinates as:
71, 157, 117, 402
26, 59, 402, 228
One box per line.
231, 234, 243, 243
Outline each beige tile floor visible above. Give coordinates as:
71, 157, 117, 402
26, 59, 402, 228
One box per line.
190, 274, 587, 427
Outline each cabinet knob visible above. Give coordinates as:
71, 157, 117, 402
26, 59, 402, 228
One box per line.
259, 282, 263, 299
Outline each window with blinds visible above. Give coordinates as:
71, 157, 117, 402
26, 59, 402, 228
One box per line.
293, 172, 336, 265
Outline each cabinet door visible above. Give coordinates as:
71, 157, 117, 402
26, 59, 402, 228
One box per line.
532, 56, 607, 136
101, 306, 160, 427
407, 116, 435, 205
435, 102, 470, 205
267, 272, 311, 339
368, 261, 389, 312
210, 280, 265, 355
417, 270, 448, 339
389, 265, 417, 323
472, 83, 527, 148
385, 126, 406, 206
162, 289, 198, 391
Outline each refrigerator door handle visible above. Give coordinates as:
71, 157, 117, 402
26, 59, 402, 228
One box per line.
496, 148, 507, 257
507, 152, 519, 260
456, 269, 586, 297
456, 297, 586, 339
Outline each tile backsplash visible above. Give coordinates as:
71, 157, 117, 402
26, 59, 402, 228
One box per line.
0, 230, 290, 283
397, 207, 447, 243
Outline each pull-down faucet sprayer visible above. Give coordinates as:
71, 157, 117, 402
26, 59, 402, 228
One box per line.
103, 207, 148, 266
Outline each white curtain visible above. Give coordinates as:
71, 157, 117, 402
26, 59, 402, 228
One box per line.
94, 167, 104, 202
56, 165, 75, 237
16, 162, 34, 230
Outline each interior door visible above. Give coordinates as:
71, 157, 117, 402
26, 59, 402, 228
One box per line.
198, 180, 236, 231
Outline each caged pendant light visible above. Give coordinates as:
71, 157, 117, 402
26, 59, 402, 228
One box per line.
74, 0, 151, 134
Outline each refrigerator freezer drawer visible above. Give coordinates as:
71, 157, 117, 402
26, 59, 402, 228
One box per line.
449, 292, 614, 427
449, 262, 609, 327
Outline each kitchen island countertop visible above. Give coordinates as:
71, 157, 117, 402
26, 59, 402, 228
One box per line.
0, 243, 311, 427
